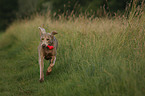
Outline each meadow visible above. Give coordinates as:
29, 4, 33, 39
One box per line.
0, 6, 145, 96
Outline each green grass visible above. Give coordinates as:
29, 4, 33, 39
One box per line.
0, 12, 145, 96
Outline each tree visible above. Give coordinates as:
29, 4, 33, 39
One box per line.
0, 0, 18, 31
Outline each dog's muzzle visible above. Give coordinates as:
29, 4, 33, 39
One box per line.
42, 44, 47, 48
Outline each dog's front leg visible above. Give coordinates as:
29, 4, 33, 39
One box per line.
46, 56, 56, 75
39, 51, 44, 82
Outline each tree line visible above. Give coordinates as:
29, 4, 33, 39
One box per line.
0, 0, 138, 31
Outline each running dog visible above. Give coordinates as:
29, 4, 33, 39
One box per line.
38, 27, 58, 82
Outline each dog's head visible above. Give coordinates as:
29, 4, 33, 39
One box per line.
39, 27, 57, 47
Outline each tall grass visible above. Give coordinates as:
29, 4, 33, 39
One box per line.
0, 1, 145, 96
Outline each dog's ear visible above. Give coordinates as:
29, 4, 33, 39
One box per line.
51, 31, 58, 35
38, 27, 46, 35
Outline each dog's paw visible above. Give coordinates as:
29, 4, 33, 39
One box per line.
46, 71, 51, 76
39, 78, 44, 83
46, 68, 52, 76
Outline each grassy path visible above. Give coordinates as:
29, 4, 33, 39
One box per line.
0, 14, 145, 96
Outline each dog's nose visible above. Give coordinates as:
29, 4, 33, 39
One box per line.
42, 44, 46, 47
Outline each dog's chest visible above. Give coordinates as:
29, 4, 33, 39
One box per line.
43, 48, 53, 60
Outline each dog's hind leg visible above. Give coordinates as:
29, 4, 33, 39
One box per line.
46, 56, 56, 75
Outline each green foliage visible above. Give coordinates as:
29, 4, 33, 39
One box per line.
17, 0, 51, 18
0, 0, 18, 30
0, 0, 134, 31
17, 0, 38, 17
50, 0, 131, 16
2, 0, 144, 31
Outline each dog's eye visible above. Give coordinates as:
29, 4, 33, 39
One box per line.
41, 38, 44, 40
47, 39, 49, 41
